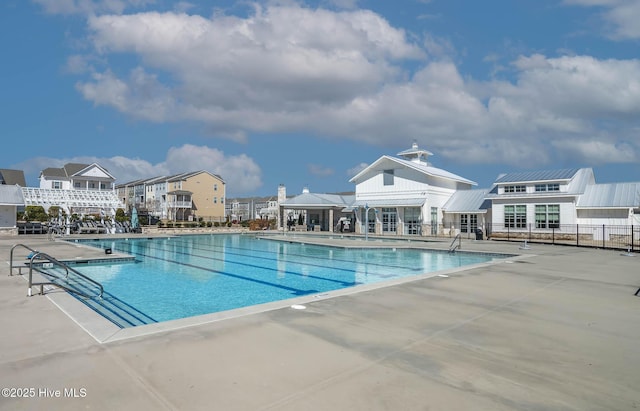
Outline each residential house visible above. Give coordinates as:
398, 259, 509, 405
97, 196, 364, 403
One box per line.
22, 163, 122, 216
39, 163, 115, 191
166, 171, 226, 222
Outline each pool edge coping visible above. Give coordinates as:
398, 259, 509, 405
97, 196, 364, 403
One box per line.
48, 252, 530, 344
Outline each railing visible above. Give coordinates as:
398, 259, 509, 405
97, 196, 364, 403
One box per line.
487, 223, 639, 251
9, 244, 103, 298
448, 233, 461, 253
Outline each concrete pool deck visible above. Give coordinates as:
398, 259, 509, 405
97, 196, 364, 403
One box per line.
1, 233, 639, 410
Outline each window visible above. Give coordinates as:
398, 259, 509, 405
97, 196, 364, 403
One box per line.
535, 183, 560, 192
214, 184, 218, 191
74, 182, 81, 188
101, 183, 107, 190
505, 205, 526, 228
383, 169, 394, 186
535, 204, 560, 228
404, 207, 421, 235
504, 185, 526, 193
382, 208, 397, 233
460, 214, 478, 233
52, 181, 62, 189
213, 197, 217, 204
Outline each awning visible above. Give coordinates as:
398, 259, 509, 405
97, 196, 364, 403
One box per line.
349, 198, 426, 208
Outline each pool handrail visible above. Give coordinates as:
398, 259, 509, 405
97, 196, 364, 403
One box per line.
27, 251, 104, 299
448, 233, 461, 253
9, 244, 103, 299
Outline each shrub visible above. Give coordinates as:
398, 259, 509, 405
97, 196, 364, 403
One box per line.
25, 205, 48, 222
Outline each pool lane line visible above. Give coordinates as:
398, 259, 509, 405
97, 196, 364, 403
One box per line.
142, 236, 426, 273
107, 245, 323, 296
131, 241, 360, 287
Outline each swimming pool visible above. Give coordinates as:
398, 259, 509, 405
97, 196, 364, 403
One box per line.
69, 234, 503, 327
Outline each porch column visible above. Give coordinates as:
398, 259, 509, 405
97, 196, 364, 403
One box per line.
329, 209, 334, 233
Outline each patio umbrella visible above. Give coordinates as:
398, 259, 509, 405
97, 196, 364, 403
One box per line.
131, 207, 139, 229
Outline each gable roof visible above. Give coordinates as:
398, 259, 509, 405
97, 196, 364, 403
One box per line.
167, 170, 225, 183
350, 155, 476, 186
0, 169, 27, 186
40, 163, 115, 180
577, 182, 640, 208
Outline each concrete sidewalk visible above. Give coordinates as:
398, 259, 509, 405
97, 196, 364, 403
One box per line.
0, 234, 639, 410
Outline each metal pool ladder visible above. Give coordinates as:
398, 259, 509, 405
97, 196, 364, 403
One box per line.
9, 244, 103, 299
448, 233, 461, 253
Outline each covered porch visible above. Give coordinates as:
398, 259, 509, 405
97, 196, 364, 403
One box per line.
350, 199, 427, 236
279, 191, 354, 233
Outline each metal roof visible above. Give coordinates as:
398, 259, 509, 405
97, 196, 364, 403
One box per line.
350, 155, 476, 186
494, 168, 580, 184
281, 192, 354, 208
442, 189, 490, 213
0, 185, 25, 205
396, 142, 433, 158
350, 198, 426, 208
577, 182, 640, 208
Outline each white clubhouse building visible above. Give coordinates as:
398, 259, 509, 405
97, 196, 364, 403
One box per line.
280, 142, 640, 239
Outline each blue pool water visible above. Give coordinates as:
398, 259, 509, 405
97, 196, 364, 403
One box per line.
70, 234, 503, 327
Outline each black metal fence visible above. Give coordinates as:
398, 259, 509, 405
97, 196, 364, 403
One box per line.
487, 223, 640, 252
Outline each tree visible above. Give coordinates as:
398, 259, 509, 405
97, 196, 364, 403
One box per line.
24, 205, 48, 222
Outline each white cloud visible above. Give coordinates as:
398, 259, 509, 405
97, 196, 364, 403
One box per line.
14, 144, 263, 196
77, 5, 423, 128
347, 162, 368, 177
564, 0, 640, 39
32, 0, 154, 15
67, 4, 640, 168
552, 138, 637, 164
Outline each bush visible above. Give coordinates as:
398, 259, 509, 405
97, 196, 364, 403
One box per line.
207, 221, 213, 227
25, 205, 48, 222
214, 222, 220, 227
115, 208, 127, 223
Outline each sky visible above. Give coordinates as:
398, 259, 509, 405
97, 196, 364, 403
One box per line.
1, 0, 639, 198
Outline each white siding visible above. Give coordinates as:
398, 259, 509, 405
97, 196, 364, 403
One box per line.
0, 205, 17, 228
576, 209, 632, 226
492, 198, 577, 228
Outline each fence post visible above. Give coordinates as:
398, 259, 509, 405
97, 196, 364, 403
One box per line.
576, 224, 579, 246
552, 227, 555, 245
602, 225, 605, 249
632, 225, 635, 252
507, 225, 510, 241
528, 224, 531, 241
